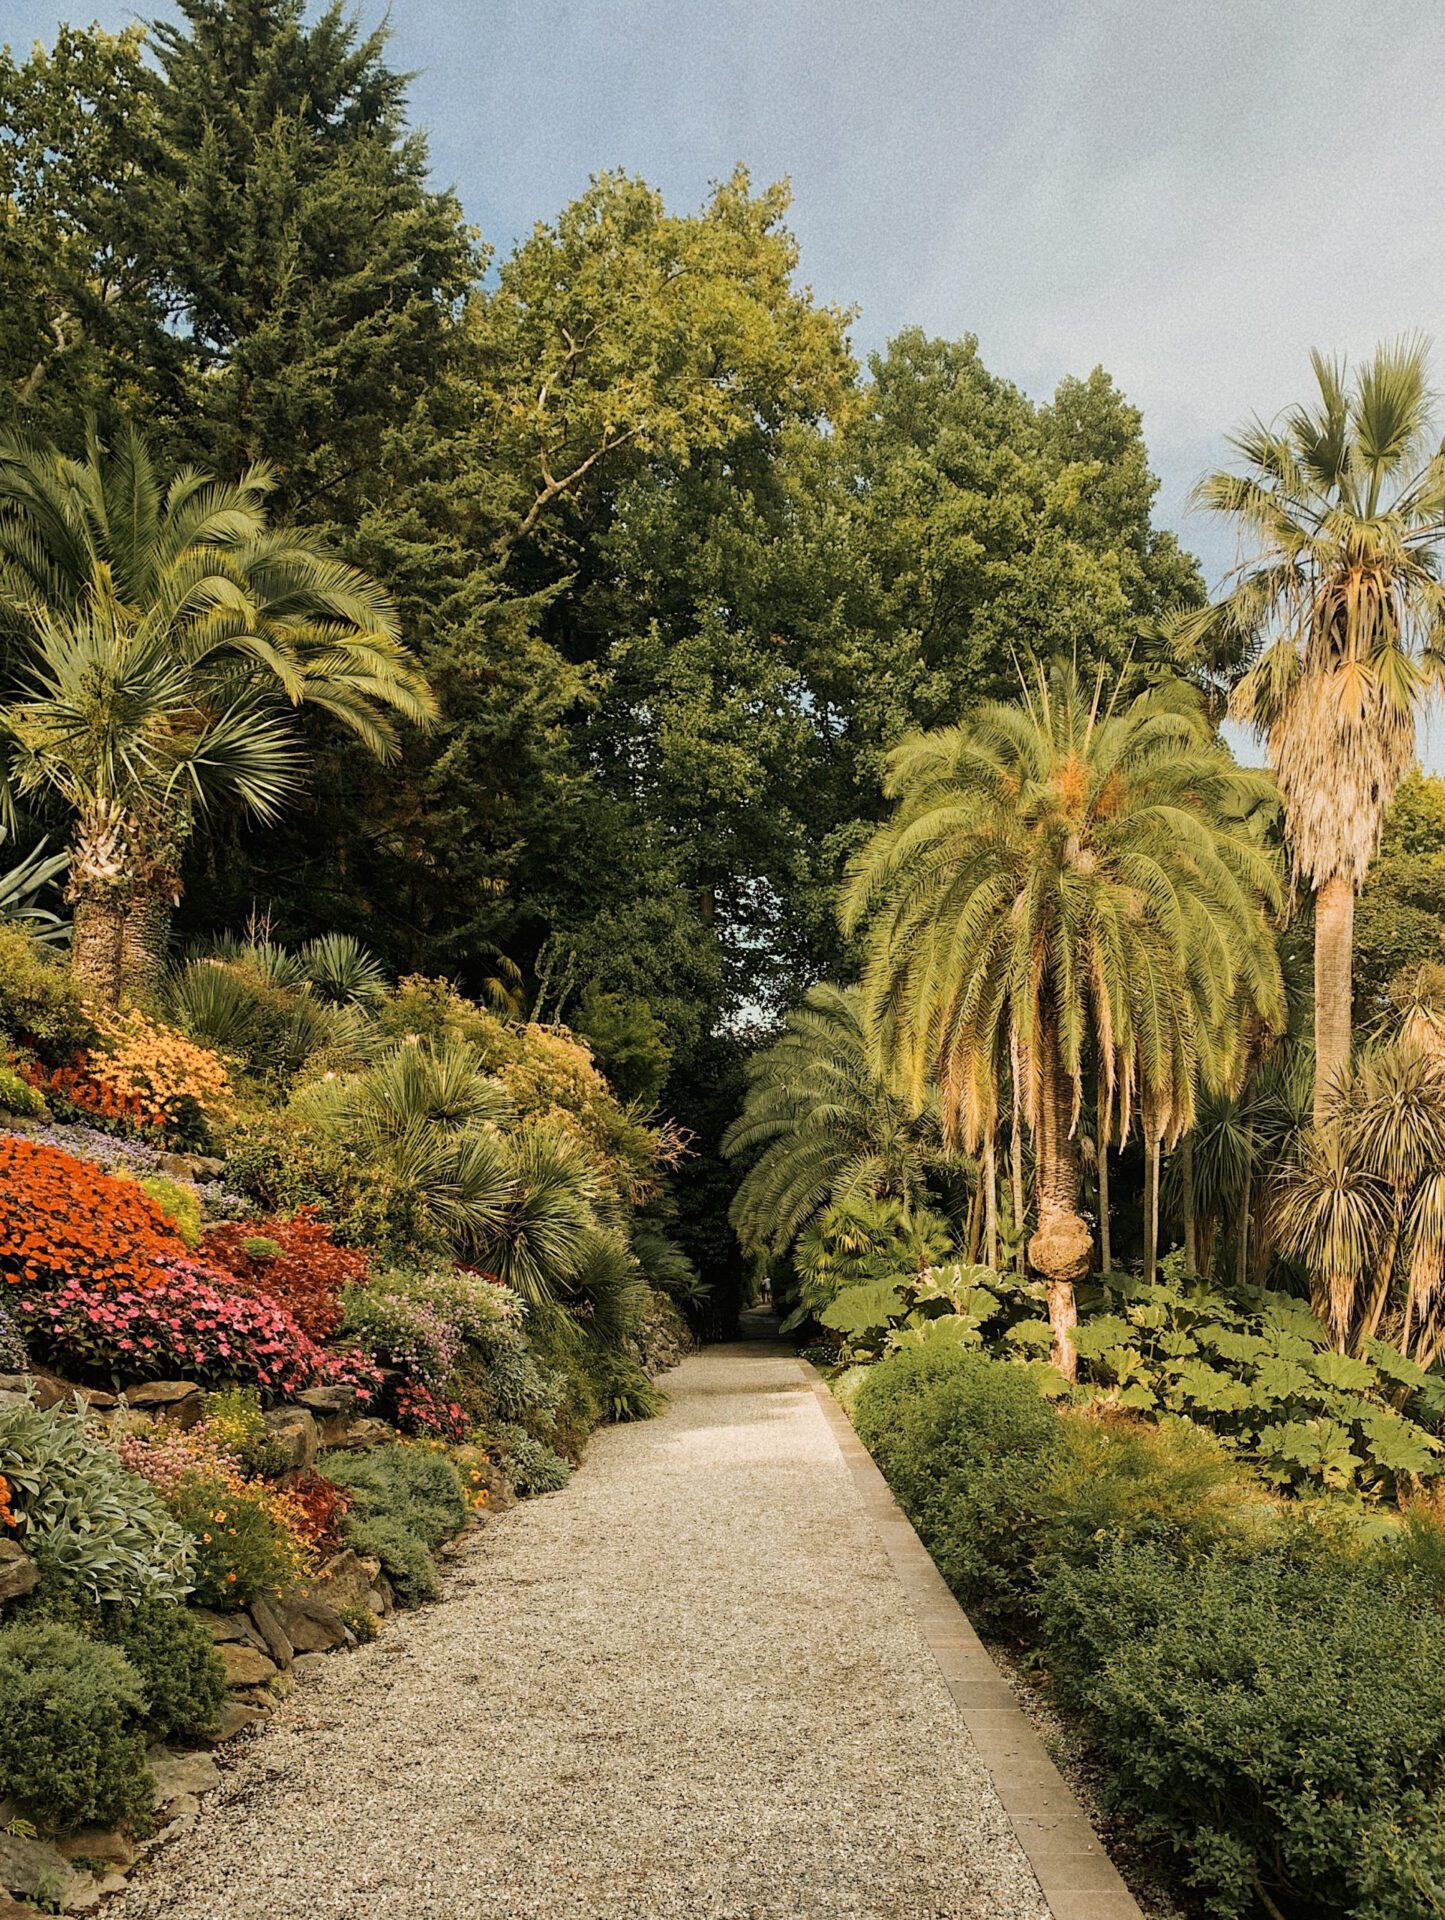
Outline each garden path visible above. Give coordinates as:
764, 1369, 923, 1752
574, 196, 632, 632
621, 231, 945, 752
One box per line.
113, 1344, 1057, 1920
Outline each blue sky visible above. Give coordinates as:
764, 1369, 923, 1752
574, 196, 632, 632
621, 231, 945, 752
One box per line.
9, 0, 1445, 751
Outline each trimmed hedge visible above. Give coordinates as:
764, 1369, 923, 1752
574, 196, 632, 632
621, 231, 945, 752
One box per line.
851, 1347, 1445, 1920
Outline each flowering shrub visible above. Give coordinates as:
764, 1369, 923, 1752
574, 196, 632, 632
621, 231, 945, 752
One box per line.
113, 1422, 239, 1499
1, 1120, 248, 1216
91, 1006, 234, 1137
392, 1377, 469, 1439
285, 1468, 350, 1556
0, 1136, 186, 1293
0, 1473, 14, 1530
167, 1471, 306, 1608
203, 1210, 367, 1341
19, 1055, 165, 1133
18, 1261, 322, 1396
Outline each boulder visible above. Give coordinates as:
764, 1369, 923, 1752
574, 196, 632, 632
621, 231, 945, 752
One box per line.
276, 1594, 348, 1653
247, 1595, 294, 1667
0, 1542, 38, 1607
200, 1701, 263, 1744
33, 1372, 111, 1411
156, 1151, 224, 1182
124, 1381, 201, 1429
56, 1827, 136, 1870
191, 1607, 254, 1643
148, 1748, 221, 1807
324, 1416, 392, 1452
262, 1405, 317, 1473
0, 1831, 78, 1905
312, 1549, 381, 1614
295, 1384, 355, 1417
218, 1642, 278, 1689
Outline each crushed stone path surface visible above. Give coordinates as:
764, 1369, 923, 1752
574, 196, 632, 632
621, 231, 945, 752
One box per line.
114, 1343, 1048, 1920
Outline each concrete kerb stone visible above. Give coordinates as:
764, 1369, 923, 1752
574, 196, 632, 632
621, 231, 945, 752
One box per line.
800, 1360, 1145, 1920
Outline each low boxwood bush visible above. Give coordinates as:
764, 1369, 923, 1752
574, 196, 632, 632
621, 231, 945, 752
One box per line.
853, 1345, 1063, 1630
1040, 1539, 1445, 1919
0, 1620, 151, 1830
344, 1515, 439, 1606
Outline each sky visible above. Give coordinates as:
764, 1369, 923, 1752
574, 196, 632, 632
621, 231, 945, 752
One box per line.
8, 0, 1445, 746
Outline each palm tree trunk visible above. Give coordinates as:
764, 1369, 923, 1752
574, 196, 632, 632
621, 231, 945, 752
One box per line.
1097, 1065, 1111, 1275
1027, 1016, 1090, 1380
1011, 1034, 1026, 1275
1181, 1134, 1198, 1274
1314, 872, 1355, 1127
984, 1138, 998, 1269
70, 887, 127, 1006
120, 875, 176, 1007
1143, 1120, 1161, 1285
1235, 1143, 1253, 1291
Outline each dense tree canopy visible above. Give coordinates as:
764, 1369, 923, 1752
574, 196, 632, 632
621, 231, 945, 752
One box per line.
0, 0, 1205, 1302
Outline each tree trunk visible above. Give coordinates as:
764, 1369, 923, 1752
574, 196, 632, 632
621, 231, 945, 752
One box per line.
1097, 1065, 1111, 1275
119, 876, 177, 1007
984, 1138, 998, 1269
1027, 1016, 1091, 1380
1314, 871, 1355, 1127
1011, 1035, 1026, 1275
1235, 1144, 1253, 1291
1182, 1134, 1198, 1274
69, 887, 127, 1006
1143, 1121, 1161, 1285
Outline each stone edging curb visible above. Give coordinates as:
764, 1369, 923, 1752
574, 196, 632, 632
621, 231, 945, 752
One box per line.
801, 1362, 1144, 1920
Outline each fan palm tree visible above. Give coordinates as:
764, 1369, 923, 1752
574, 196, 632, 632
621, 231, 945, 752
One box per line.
1191, 339, 1445, 1124
0, 422, 436, 1003
723, 982, 944, 1260
844, 663, 1285, 1374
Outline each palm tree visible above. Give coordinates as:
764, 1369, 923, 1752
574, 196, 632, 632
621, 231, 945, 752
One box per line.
1275, 1040, 1445, 1362
1192, 339, 1445, 1125
723, 983, 944, 1260
0, 423, 435, 1002
844, 663, 1285, 1375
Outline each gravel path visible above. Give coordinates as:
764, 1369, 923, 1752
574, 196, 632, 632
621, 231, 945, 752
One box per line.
114, 1344, 1048, 1920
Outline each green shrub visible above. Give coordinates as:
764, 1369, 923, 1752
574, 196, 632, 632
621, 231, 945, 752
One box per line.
319, 1444, 468, 1547
0, 1621, 150, 1830
136, 1174, 203, 1250
0, 1061, 45, 1117
523, 1307, 601, 1457
197, 1385, 291, 1478
0, 1400, 192, 1605
168, 1472, 302, 1609
103, 1599, 225, 1741
343, 1515, 439, 1606
1039, 1539, 1445, 1919
1042, 1410, 1281, 1573
595, 1352, 665, 1423
322, 1444, 467, 1609
0, 927, 94, 1063
854, 1347, 1063, 1630
495, 1422, 571, 1496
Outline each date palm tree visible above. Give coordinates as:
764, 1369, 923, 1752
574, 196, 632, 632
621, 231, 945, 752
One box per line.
1192, 339, 1445, 1124
0, 422, 435, 1002
844, 663, 1285, 1375
723, 983, 943, 1260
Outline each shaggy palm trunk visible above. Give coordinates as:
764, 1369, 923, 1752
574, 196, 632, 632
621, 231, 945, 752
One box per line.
120, 875, 177, 1007
983, 1138, 998, 1269
1096, 1065, 1111, 1275
1314, 872, 1355, 1127
1027, 1017, 1090, 1380
1181, 1134, 1198, 1274
70, 886, 127, 1005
